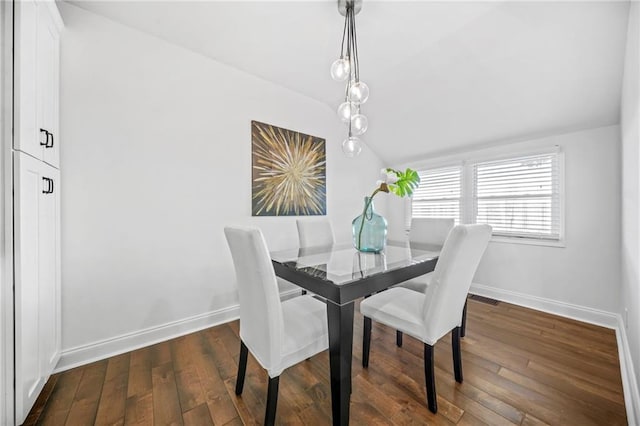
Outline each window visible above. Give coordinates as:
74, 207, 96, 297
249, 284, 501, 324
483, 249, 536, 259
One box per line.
411, 166, 462, 223
411, 150, 563, 243
473, 153, 561, 240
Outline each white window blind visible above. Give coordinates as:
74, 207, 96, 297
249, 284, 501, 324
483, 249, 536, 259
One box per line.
473, 152, 561, 240
411, 166, 462, 224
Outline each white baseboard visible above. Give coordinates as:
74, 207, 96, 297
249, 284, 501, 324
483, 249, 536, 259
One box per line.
469, 282, 618, 329
55, 288, 302, 373
469, 282, 639, 424
615, 315, 640, 426
54, 305, 239, 373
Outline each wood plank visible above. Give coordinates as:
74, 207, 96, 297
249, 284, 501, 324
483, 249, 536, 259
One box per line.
127, 346, 152, 398
95, 353, 130, 426
525, 359, 625, 407
277, 367, 316, 412
432, 370, 518, 426
124, 392, 153, 425
296, 402, 333, 425
151, 363, 183, 426
39, 368, 84, 425
223, 377, 263, 426
351, 372, 405, 421
175, 365, 206, 413
202, 329, 238, 381
65, 360, 109, 425
150, 341, 172, 368
466, 316, 622, 381
457, 411, 489, 426
182, 403, 214, 426
206, 393, 240, 426
221, 417, 244, 426
497, 367, 627, 425
468, 309, 620, 366
521, 413, 551, 426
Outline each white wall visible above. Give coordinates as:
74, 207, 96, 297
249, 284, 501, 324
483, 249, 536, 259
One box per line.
388, 126, 621, 315
0, 1, 13, 423
621, 1, 640, 420
57, 3, 384, 366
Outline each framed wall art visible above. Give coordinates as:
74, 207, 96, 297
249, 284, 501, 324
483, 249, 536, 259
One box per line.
251, 121, 326, 216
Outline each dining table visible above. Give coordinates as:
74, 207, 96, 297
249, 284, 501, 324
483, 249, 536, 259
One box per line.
270, 240, 440, 426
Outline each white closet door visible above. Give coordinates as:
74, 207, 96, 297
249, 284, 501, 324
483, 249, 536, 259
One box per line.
15, 1, 61, 167
14, 152, 45, 424
14, 0, 43, 160
38, 162, 60, 376
39, 4, 60, 168
14, 153, 61, 424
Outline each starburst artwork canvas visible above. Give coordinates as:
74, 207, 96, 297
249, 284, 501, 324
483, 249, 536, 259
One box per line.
251, 121, 326, 216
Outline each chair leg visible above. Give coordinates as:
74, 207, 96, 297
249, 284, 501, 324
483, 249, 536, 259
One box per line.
265, 376, 280, 426
363, 316, 372, 368
424, 343, 437, 413
235, 340, 248, 395
396, 330, 403, 347
452, 326, 463, 383
461, 299, 468, 337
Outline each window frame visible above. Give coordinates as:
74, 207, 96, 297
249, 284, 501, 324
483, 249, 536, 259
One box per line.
409, 148, 565, 247
410, 165, 463, 225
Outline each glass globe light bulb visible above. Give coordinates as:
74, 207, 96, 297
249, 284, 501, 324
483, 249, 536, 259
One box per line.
330, 58, 350, 81
342, 136, 363, 157
348, 81, 370, 104
337, 102, 353, 123
351, 114, 368, 135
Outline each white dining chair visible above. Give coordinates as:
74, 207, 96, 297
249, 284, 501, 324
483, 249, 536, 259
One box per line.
297, 218, 335, 248
224, 226, 329, 425
360, 224, 491, 413
398, 217, 455, 293
395, 218, 459, 346
296, 219, 335, 295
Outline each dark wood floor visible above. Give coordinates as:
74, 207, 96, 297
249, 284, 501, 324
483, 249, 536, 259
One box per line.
24, 298, 627, 425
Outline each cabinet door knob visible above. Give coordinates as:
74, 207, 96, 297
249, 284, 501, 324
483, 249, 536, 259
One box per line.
41, 177, 53, 194
46, 132, 54, 149
39, 129, 49, 147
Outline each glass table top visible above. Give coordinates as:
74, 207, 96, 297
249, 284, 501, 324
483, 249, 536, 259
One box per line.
271, 241, 440, 286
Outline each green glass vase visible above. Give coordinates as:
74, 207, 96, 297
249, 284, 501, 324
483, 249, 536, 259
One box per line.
352, 196, 388, 253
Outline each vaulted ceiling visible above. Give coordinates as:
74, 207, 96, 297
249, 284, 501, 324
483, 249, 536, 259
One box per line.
69, 1, 630, 163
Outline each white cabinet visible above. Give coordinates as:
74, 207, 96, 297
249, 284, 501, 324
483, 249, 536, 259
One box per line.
14, 0, 61, 168
38, 1, 60, 168
13, 1, 62, 424
14, 153, 61, 424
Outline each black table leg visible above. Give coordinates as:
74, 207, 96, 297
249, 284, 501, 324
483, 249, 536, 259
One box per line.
327, 301, 354, 426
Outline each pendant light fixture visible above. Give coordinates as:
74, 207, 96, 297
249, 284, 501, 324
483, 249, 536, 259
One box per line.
331, 0, 368, 157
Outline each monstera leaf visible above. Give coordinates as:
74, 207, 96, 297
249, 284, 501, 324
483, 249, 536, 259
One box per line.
384, 168, 420, 197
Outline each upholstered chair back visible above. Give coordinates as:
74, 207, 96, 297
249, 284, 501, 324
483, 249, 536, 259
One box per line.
297, 219, 335, 248
224, 226, 284, 371
410, 218, 455, 247
421, 224, 491, 343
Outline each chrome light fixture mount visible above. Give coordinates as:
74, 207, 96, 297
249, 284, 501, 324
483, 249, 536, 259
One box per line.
332, 0, 368, 158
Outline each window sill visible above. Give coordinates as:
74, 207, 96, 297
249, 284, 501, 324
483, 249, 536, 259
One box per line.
490, 235, 565, 248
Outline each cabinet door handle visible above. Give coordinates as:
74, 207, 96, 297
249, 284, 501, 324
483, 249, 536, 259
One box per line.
46, 132, 54, 148
39, 128, 49, 147
41, 177, 53, 194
